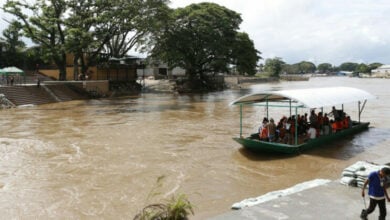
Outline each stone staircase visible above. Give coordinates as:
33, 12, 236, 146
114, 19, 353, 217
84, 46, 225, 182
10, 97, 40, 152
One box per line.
0, 86, 57, 106
45, 84, 88, 101
0, 84, 88, 106
0, 69, 92, 107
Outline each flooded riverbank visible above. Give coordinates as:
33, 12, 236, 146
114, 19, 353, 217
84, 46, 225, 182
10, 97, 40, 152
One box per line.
0, 77, 389, 219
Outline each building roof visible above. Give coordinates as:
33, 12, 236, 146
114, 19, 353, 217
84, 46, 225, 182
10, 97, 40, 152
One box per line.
0, 66, 25, 75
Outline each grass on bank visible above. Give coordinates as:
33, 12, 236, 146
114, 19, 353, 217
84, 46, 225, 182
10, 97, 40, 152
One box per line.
133, 176, 194, 220
133, 194, 194, 220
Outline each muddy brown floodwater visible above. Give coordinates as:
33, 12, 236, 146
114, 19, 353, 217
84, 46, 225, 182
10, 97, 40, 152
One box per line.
1, 77, 389, 219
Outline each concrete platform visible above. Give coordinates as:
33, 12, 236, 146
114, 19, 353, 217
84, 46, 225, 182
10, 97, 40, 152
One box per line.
208, 180, 377, 220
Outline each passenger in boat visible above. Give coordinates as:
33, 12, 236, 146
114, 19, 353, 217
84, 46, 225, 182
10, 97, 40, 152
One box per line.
306, 124, 317, 141
288, 116, 296, 144
276, 117, 286, 142
259, 126, 268, 141
329, 106, 344, 121
332, 119, 343, 132
329, 106, 338, 119
266, 118, 277, 142
309, 109, 318, 128
282, 117, 292, 144
317, 112, 324, 135
330, 120, 335, 133
343, 116, 352, 129
297, 114, 307, 136
257, 117, 268, 133
259, 117, 269, 141
302, 114, 308, 135
322, 113, 331, 135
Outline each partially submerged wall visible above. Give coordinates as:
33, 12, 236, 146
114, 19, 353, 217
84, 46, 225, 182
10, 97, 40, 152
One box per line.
44, 80, 109, 95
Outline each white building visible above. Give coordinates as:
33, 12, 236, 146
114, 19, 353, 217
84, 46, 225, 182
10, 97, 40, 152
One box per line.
371, 65, 390, 74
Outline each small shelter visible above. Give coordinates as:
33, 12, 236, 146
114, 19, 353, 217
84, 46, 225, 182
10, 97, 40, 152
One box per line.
0, 66, 26, 85
1, 66, 25, 75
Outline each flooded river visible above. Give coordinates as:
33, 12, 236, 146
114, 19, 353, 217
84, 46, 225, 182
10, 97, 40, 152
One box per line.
1, 77, 389, 219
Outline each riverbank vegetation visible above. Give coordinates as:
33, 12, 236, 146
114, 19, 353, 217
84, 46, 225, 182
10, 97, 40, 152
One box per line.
150, 3, 261, 91
0, 1, 386, 92
134, 176, 194, 220
134, 194, 194, 220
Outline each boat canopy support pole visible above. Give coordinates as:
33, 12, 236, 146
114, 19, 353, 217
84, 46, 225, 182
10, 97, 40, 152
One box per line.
294, 106, 298, 145
358, 100, 367, 123
240, 104, 243, 137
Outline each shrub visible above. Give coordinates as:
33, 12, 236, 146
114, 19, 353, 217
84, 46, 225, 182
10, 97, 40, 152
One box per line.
133, 193, 194, 220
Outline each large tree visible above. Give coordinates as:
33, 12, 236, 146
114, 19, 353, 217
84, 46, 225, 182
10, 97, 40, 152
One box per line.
317, 63, 333, 73
282, 63, 299, 74
3, 0, 170, 80
297, 61, 316, 73
151, 3, 260, 87
356, 63, 370, 73
103, 0, 171, 58
0, 21, 26, 67
231, 32, 261, 76
282, 61, 315, 74
264, 57, 285, 77
338, 62, 358, 72
4, 0, 69, 80
65, 0, 170, 79
368, 62, 383, 73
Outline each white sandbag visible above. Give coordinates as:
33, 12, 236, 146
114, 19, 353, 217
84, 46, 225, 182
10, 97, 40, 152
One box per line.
340, 176, 357, 186
340, 161, 389, 188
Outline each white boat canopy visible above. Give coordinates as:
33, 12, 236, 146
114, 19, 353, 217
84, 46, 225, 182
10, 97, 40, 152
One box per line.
231, 87, 376, 108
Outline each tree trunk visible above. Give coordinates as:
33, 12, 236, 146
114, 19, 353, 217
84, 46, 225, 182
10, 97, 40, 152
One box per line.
57, 53, 67, 81
58, 65, 67, 81
80, 54, 88, 76
73, 54, 79, 80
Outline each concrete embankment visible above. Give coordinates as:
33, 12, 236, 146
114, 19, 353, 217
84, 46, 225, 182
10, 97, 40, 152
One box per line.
209, 157, 390, 220
209, 180, 363, 220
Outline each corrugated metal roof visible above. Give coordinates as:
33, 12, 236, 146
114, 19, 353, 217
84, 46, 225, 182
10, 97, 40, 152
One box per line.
231, 87, 376, 108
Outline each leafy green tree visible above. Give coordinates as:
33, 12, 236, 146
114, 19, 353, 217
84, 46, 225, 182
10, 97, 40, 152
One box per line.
356, 63, 370, 73
151, 3, 259, 88
0, 21, 26, 67
297, 61, 316, 73
65, 0, 100, 79
317, 63, 333, 73
103, 0, 171, 58
231, 32, 261, 76
4, 0, 170, 80
338, 62, 358, 72
64, 0, 170, 79
281, 61, 315, 74
4, 0, 68, 80
368, 62, 383, 72
282, 63, 299, 74
264, 57, 285, 77
24, 46, 47, 70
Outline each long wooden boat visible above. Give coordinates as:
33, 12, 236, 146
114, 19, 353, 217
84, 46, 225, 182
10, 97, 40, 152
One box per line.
231, 87, 375, 154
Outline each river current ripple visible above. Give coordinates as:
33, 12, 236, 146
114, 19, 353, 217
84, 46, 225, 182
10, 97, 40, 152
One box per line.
0, 77, 389, 219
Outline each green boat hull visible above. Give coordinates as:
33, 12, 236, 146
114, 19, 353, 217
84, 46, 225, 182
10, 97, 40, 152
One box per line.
233, 122, 370, 154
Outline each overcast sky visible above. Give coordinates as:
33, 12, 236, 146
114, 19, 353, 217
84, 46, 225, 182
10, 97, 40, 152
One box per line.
1, 0, 389, 66
170, 0, 390, 66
